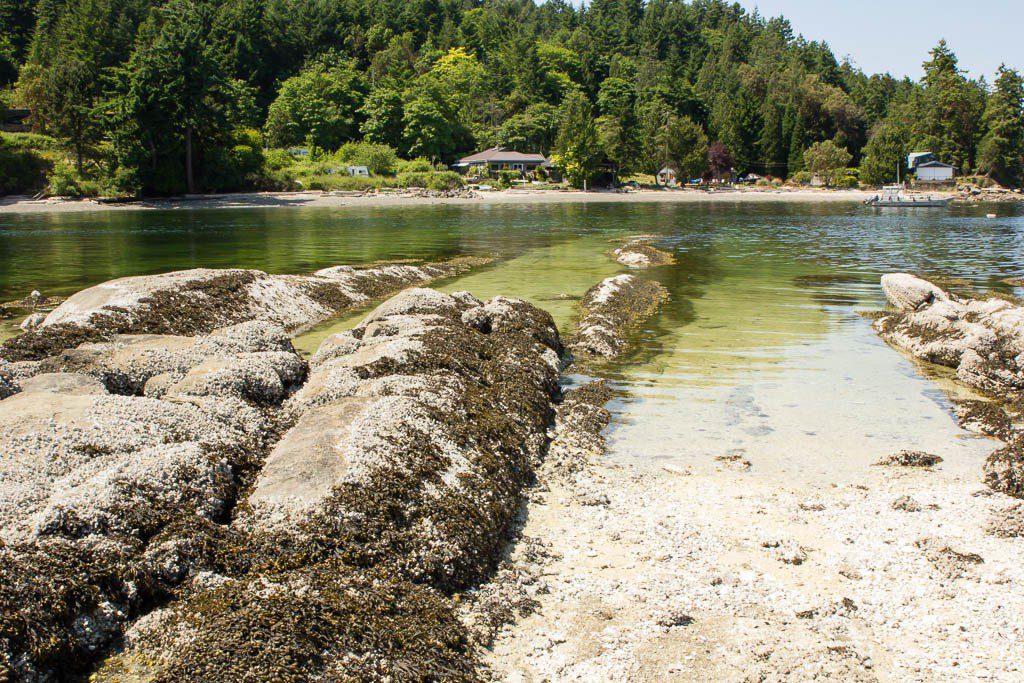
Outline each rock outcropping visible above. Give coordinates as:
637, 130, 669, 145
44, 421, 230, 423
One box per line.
613, 239, 675, 269
0, 319, 302, 681
22, 288, 566, 681
569, 274, 668, 359
874, 273, 1024, 499
1, 258, 486, 362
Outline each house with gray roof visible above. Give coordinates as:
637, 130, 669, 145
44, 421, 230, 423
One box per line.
452, 147, 548, 176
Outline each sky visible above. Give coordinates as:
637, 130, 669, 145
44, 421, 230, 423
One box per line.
557, 1, 1023, 81
730, 1, 1022, 80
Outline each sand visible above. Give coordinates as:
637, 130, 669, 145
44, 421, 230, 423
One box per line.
486, 438, 1024, 681
0, 187, 893, 214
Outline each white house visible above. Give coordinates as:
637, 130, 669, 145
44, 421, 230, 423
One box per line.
346, 166, 370, 177
916, 160, 956, 182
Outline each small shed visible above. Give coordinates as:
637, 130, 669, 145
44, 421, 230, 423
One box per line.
1, 108, 31, 132
656, 167, 677, 187
346, 166, 370, 177
916, 160, 956, 182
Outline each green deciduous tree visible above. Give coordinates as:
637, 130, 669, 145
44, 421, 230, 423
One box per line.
264, 55, 365, 149
803, 139, 852, 187
359, 85, 406, 152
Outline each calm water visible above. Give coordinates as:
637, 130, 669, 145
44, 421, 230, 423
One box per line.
2, 201, 1022, 477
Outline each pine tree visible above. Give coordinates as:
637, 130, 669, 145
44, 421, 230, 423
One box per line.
553, 90, 602, 188
978, 65, 1024, 187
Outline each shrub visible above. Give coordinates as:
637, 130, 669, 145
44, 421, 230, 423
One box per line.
0, 138, 51, 195
334, 142, 399, 175
47, 162, 83, 196
263, 148, 293, 171
200, 130, 267, 193
398, 157, 433, 173
304, 174, 385, 191
396, 171, 463, 191
790, 171, 813, 185
498, 170, 523, 185
1, 132, 64, 152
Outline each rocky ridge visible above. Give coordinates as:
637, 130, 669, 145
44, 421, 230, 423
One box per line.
0, 257, 486, 362
874, 273, 1024, 500
0, 276, 565, 681
569, 274, 668, 359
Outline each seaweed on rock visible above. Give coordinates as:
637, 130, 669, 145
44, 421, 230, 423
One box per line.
0, 258, 489, 362
569, 274, 668, 359
91, 288, 564, 680
92, 563, 481, 683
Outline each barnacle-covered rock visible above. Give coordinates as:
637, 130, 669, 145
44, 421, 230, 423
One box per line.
874, 274, 1024, 397
612, 239, 675, 269
94, 288, 563, 680
984, 438, 1024, 499
1, 257, 488, 361
569, 274, 668, 359
242, 288, 561, 585
39, 321, 303, 396
91, 562, 480, 683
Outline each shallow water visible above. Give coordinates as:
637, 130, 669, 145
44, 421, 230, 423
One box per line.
2, 201, 1022, 473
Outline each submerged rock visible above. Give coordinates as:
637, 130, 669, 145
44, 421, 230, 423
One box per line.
569, 274, 668, 359
93, 288, 564, 680
0, 257, 487, 362
613, 240, 675, 269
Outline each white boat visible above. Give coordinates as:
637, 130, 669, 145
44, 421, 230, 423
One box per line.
864, 185, 952, 208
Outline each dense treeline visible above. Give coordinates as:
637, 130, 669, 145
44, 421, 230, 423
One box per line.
1, 0, 1022, 194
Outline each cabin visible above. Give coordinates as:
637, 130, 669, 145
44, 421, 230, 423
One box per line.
916, 160, 956, 183
346, 166, 370, 177
1, 109, 32, 133
656, 167, 678, 187
907, 152, 936, 170
452, 147, 548, 177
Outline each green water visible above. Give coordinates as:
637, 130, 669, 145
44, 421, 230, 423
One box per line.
3, 201, 1022, 476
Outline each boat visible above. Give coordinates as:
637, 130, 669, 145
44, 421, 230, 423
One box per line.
864, 184, 953, 208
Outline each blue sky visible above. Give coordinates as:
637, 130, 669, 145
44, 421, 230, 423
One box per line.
557, 1, 1022, 80
735, 0, 1022, 80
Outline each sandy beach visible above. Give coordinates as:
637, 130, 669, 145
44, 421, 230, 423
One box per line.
0, 187, 893, 214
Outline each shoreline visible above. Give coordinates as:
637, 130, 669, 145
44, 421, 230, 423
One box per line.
0, 187, 913, 214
